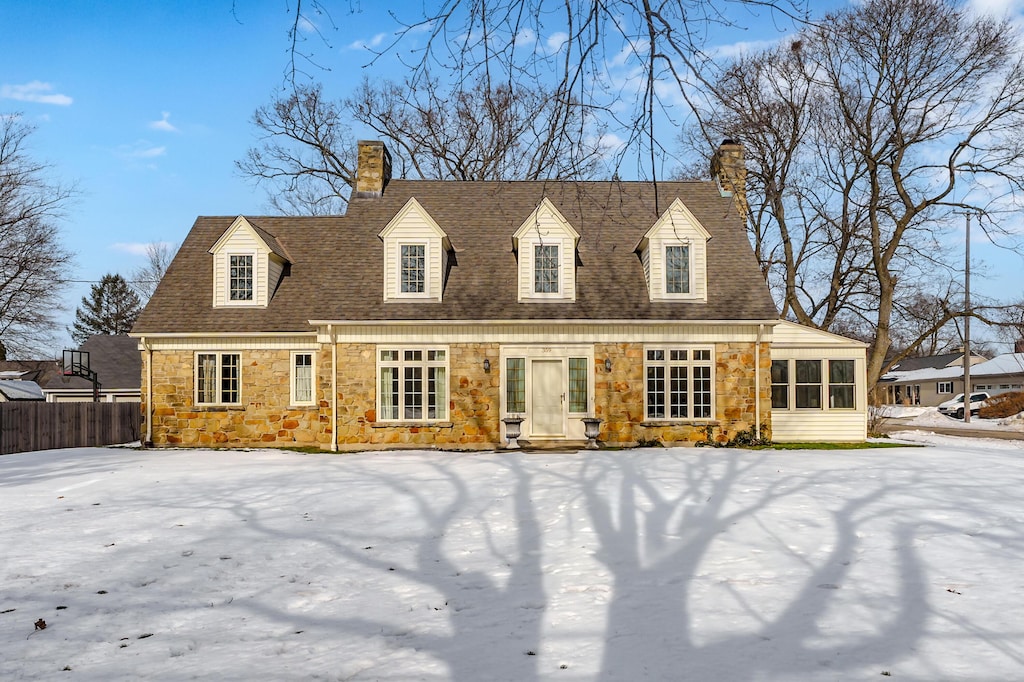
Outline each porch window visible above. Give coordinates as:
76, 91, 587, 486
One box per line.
771, 359, 789, 408
506, 358, 526, 413
378, 348, 448, 421
196, 353, 240, 405
828, 359, 855, 409
645, 347, 714, 419
795, 360, 822, 409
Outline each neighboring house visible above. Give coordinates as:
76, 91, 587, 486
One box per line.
0, 335, 142, 403
969, 353, 1024, 397
131, 140, 868, 449
0, 379, 45, 401
877, 351, 988, 406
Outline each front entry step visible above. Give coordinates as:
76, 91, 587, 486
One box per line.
516, 439, 590, 452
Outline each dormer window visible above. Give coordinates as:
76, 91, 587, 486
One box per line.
534, 244, 559, 294
229, 255, 254, 301
636, 198, 710, 302
380, 199, 451, 302
665, 245, 690, 294
209, 216, 291, 309
513, 198, 579, 302
401, 244, 426, 294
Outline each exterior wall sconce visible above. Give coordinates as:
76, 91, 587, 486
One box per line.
483, 358, 491, 372
605, 358, 612, 372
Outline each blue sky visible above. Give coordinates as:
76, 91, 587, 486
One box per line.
3, 0, 1023, 355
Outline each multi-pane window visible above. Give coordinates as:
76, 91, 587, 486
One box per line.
534, 244, 559, 293
937, 381, 953, 394
401, 244, 426, 293
568, 358, 588, 413
292, 352, 314, 404
828, 359, 855, 409
771, 359, 789, 409
378, 348, 448, 421
645, 348, 714, 419
795, 360, 822, 409
665, 245, 690, 294
197, 353, 240, 404
506, 358, 526, 413
229, 255, 253, 301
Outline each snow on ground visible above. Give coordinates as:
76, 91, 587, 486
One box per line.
875, 404, 1024, 432
3, 441, 1024, 681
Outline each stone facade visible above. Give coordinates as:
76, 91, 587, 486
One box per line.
144, 341, 768, 450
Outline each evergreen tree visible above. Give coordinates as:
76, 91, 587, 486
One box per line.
69, 274, 142, 344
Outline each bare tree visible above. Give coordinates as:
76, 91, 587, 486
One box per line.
131, 241, 178, 304
239, 76, 606, 214
690, 0, 1024, 389
0, 115, 75, 359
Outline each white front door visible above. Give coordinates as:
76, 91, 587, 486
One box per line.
531, 359, 565, 437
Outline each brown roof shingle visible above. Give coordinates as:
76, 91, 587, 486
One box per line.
132, 180, 777, 334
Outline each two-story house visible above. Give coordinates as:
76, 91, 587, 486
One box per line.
131, 140, 868, 449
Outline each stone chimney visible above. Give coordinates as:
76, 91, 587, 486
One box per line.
354, 140, 392, 198
710, 139, 748, 220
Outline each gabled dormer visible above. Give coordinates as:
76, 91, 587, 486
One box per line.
209, 216, 291, 308
513, 198, 579, 302
379, 198, 451, 302
635, 198, 711, 302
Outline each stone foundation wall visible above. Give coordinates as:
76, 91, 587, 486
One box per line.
144, 340, 768, 450
144, 348, 330, 447
594, 341, 770, 446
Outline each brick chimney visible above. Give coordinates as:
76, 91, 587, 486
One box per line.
354, 140, 392, 198
710, 139, 748, 220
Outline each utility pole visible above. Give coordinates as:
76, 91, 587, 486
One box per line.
963, 212, 972, 423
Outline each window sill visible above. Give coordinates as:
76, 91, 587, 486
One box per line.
193, 405, 245, 411
371, 421, 454, 429
640, 419, 719, 426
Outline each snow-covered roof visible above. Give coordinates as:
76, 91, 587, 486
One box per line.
0, 380, 45, 401
880, 365, 965, 384
970, 353, 1024, 377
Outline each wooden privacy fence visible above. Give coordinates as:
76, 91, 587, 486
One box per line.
0, 402, 141, 455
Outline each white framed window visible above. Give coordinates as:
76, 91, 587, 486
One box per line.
937, 381, 953, 394
506, 357, 526, 413
795, 360, 822, 409
771, 359, 789, 408
665, 244, 691, 294
828, 359, 855, 409
196, 353, 241, 405
377, 347, 448, 421
534, 244, 559, 294
291, 352, 315, 405
228, 255, 254, 301
645, 347, 714, 420
400, 243, 426, 294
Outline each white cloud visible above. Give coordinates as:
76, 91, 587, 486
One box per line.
348, 32, 388, 50
148, 111, 178, 133
0, 80, 72, 106
111, 241, 175, 257
116, 141, 166, 161
966, 0, 1024, 17
544, 31, 569, 55
710, 38, 783, 61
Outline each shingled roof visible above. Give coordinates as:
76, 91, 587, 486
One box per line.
133, 180, 778, 334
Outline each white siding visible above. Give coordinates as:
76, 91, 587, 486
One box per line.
640, 199, 711, 302
513, 199, 579, 302
771, 411, 867, 442
210, 222, 273, 307
142, 335, 319, 352
380, 198, 447, 301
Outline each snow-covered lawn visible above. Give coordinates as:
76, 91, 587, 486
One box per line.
3, 442, 1024, 680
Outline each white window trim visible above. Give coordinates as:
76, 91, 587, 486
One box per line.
376, 346, 450, 422
529, 242, 563, 298
290, 351, 316, 407
195, 352, 242, 406
396, 240, 431, 299
827, 359, 856, 410
937, 381, 954, 394
643, 345, 715, 421
771, 359, 860, 411
223, 251, 259, 307
662, 242, 696, 299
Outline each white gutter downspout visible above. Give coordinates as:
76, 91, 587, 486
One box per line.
141, 336, 153, 447
330, 325, 338, 452
755, 324, 764, 441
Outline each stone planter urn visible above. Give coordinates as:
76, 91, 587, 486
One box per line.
582, 417, 602, 450
502, 416, 524, 449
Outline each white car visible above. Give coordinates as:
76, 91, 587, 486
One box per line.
937, 392, 990, 419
